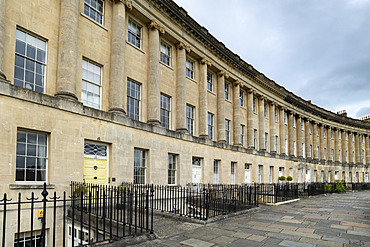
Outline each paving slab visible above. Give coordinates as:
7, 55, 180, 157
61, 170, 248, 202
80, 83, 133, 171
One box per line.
180, 238, 215, 247
131, 191, 370, 246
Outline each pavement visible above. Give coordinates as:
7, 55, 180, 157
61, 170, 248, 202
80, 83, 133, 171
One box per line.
132, 190, 370, 247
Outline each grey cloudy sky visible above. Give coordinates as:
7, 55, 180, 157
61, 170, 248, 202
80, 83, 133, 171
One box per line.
173, 0, 370, 119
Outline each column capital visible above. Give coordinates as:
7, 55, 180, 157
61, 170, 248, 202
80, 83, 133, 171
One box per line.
233, 80, 241, 86
217, 71, 229, 78
176, 42, 191, 53
200, 57, 212, 66
248, 89, 256, 94
260, 96, 267, 101
116, 0, 132, 10
148, 20, 165, 34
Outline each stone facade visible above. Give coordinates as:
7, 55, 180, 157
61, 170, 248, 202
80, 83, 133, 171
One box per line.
0, 0, 369, 197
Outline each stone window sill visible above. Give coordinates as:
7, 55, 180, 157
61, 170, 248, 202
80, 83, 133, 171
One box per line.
9, 184, 56, 190
80, 12, 108, 31
159, 61, 174, 71
126, 41, 145, 54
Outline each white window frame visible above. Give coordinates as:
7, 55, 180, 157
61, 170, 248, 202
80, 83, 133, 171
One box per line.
265, 132, 268, 151
213, 160, 219, 184
240, 90, 245, 107
225, 119, 231, 144
208, 112, 214, 140
207, 71, 214, 92
293, 116, 296, 128
284, 111, 287, 124
81, 58, 102, 110
264, 103, 267, 117
128, 19, 142, 48
160, 41, 171, 66
241, 125, 245, 146
186, 104, 195, 135
134, 148, 146, 184
168, 154, 177, 185
253, 97, 256, 113
16, 130, 48, 184
127, 78, 141, 121
14, 29, 47, 94
225, 81, 231, 100
160, 93, 171, 129
186, 58, 194, 79
254, 129, 257, 149
275, 135, 278, 152
274, 107, 278, 122
15, 230, 44, 247
84, 0, 104, 24
231, 162, 236, 184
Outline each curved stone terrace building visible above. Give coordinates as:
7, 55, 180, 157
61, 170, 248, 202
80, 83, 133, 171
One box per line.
0, 0, 369, 196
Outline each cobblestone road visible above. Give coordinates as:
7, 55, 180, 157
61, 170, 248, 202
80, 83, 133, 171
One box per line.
133, 191, 370, 247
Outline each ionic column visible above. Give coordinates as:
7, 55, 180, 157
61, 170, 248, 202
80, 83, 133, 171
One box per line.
55, 0, 79, 101
176, 42, 190, 132
247, 90, 255, 148
288, 112, 294, 156
355, 133, 361, 163
343, 131, 348, 163
313, 123, 318, 159
0, 0, 6, 79
297, 117, 303, 157
147, 20, 165, 124
233, 81, 241, 146
366, 136, 370, 165
320, 125, 325, 160
109, 0, 131, 114
217, 71, 228, 142
305, 120, 311, 158
327, 127, 332, 161
279, 108, 286, 154
259, 97, 266, 150
334, 129, 339, 162
270, 103, 276, 153
199, 58, 211, 137
349, 132, 354, 163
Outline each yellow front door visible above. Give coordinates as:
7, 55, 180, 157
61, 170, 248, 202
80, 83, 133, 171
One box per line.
84, 158, 107, 185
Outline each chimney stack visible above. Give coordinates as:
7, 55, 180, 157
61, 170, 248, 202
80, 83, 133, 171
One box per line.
337, 110, 347, 117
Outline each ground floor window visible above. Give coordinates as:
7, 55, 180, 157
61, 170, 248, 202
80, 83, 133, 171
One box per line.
258, 165, 262, 183
213, 160, 219, 184
168, 154, 177, 185
134, 149, 146, 184
231, 162, 236, 184
16, 130, 48, 182
14, 230, 43, 247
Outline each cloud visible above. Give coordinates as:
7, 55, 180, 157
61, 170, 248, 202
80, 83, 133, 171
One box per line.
173, 0, 370, 119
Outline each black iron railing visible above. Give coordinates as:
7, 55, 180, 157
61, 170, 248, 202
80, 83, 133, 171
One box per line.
121, 183, 259, 220
1, 183, 154, 247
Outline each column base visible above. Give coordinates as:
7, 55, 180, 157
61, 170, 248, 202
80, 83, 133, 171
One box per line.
0, 71, 6, 80
147, 119, 161, 125
217, 140, 227, 144
55, 91, 78, 102
199, 134, 209, 139
176, 128, 187, 134
109, 107, 126, 115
